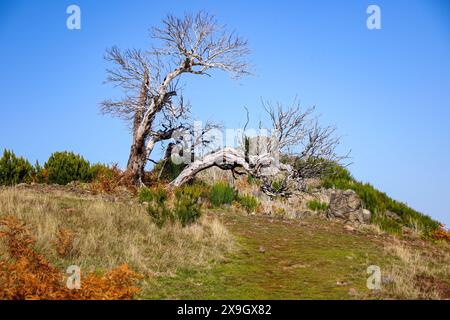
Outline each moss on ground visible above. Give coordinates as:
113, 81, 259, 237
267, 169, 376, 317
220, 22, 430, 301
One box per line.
144, 212, 388, 299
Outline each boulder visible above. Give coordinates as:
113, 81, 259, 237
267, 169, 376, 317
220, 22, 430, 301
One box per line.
385, 210, 401, 221
328, 189, 367, 226
362, 209, 372, 223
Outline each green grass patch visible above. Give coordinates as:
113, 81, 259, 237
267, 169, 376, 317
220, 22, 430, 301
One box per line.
209, 182, 236, 207
307, 200, 329, 212
143, 213, 388, 299
237, 194, 258, 213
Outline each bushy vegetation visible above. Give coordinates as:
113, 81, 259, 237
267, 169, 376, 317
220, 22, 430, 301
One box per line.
143, 186, 171, 227
271, 179, 284, 194
174, 184, 203, 227
0, 149, 35, 185
237, 194, 258, 213
0, 149, 122, 188
33, 160, 46, 183
143, 185, 202, 227
44, 151, 94, 185
209, 181, 236, 207
321, 164, 440, 236
307, 199, 329, 212
139, 186, 157, 203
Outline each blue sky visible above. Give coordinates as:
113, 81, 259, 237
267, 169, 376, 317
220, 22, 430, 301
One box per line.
0, 0, 449, 225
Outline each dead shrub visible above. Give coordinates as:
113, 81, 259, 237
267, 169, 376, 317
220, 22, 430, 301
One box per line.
90, 164, 137, 194
55, 228, 74, 258
432, 224, 450, 242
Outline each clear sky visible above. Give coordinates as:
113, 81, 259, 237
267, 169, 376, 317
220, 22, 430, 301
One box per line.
0, 0, 449, 225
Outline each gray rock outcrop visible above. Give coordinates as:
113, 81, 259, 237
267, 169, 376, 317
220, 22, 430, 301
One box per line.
327, 189, 371, 226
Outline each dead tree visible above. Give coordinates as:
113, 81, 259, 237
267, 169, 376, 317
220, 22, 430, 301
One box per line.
171, 99, 347, 197
100, 12, 250, 185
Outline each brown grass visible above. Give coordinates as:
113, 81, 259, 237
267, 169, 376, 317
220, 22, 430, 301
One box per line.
0, 188, 234, 279
384, 239, 450, 299
90, 164, 137, 194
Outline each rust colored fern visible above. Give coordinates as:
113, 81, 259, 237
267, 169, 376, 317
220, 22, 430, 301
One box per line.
0, 216, 142, 300
433, 224, 450, 242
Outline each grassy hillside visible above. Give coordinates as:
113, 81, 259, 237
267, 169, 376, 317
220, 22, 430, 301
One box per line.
1, 185, 449, 299
321, 165, 441, 236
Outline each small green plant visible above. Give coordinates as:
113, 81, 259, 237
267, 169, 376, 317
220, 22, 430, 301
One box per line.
44, 151, 93, 185
145, 186, 171, 227
307, 200, 329, 212
271, 179, 284, 193
174, 185, 202, 227
0, 149, 34, 186
144, 185, 202, 228
138, 187, 154, 203
246, 175, 259, 185
209, 182, 236, 207
238, 194, 258, 213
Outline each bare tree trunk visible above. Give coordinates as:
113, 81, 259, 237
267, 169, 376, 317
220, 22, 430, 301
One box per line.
127, 134, 147, 186
127, 69, 149, 185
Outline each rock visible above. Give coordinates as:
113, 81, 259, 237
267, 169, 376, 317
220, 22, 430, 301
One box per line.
327, 189, 366, 226
344, 225, 355, 232
362, 209, 372, 223
385, 210, 401, 221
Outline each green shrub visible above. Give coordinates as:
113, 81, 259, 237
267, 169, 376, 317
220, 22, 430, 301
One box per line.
271, 179, 284, 193
307, 200, 329, 212
144, 185, 202, 227
238, 194, 258, 213
174, 185, 202, 227
44, 151, 93, 185
138, 187, 153, 203
33, 160, 46, 183
0, 149, 34, 185
209, 182, 236, 207
147, 200, 172, 228
144, 186, 171, 227
89, 163, 112, 180
141, 186, 168, 204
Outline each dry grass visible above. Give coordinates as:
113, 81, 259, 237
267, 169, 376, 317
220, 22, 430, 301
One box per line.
0, 215, 142, 300
384, 239, 450, 299
357, 223, 386, 236
196, 167, 235, 186
0, 188, 234, 278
